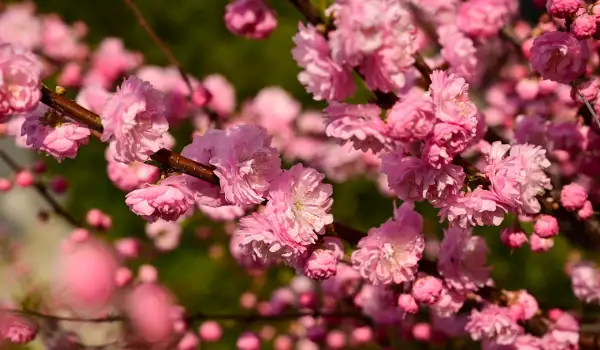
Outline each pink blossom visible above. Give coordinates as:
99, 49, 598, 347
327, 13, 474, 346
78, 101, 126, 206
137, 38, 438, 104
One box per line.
146, 219, 182, 251
91, 38, 142, 84
546, 0, 580, 18
125, 175, 194, 223
457, 0, 510, 38
355, 285, 405, 324
0, 43, 42, 118
15, 170, 34, 188
571, 79, 599, 103
571, 261, 600, 303
438, 227, 490, 293
530, 31, 588, 84
386, 89, 435, 142
105, 142, 159, 192
437, 26, 484, 83
466, 305, 522, 345
225, 0, 277, 39
381, 153, 465, 204
412, 276, 443, 305
203, 74, 236, 117
529, 233, 554, 253
578, 200, 594, 220
351, 202, 424, 285
483, 142, 552, 214
126, 283, 175, 344
267, 163, 333, 234
76, 84, 111, 114
86, 209, 112, 230
323, 103, 389, 153
237, 331, 261, 350
0, 313, 37, 344
304, 237, 344, 280
57, 62, 83, 87
292, 23, 356, 101
398, 293, 419, 314
248, 87, 300, 135
560, 183, 587, 211
572, 13, 597, 39
0, 3, 41, 50
429, 69, 478, 126
422, 121, 477, 168
533, 215, 559, 238
199, 321, 223, 342
509, 290, 540, 321
21, 104, 91, 162
500, 227, 528, 249
431, 286, 466, 317
100, 76, 168, 163
178, 332, 199, 350
322, 263, 362, 298
41, 15, 87, 61
543, 312, 580, 348
56, 237, 119, 310
514, 115, 548, 146
438, 187, 508, 228
199, 204, 245, 221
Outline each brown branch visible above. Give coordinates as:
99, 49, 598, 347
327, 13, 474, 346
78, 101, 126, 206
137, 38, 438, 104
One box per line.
0, 149, 83, 228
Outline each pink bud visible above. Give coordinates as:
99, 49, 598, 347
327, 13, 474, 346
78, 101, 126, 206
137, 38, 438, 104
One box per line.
86, 209, 112, 230
412, 276, 443, 305
500, 227, 528, 248
530, 234, 554, 253
577, 200, 594, 220
57, 62, 82, 87
114, 238, 141, 259
199, 321, 222, 342
533, 215, 559, 238
69, 228, 90, 243
571, 79, 599, 103
0, 313, 37, 344
274, 335, 293, 350
546, 0, 581, 18
237, 331, 260, 350
571, 13, 597, 39
126, 283, 175, 343
397, 294, 418, 314
31, 161, 46, 174
115, 267, 133, 287
298, 292, 317, 309
192, 86, 210, 108
49, 176, 68, 194
138, 264, 158, 283
561, 183, 588, 211
177, 332, 199, 350
351, 326, 373, 344
15, 171, 34, 188
0, 178, 12, 192
411, 323, 431, 341
326, 330, 347, 349
515, 79, 539, 101
240, 292, 257, 309
548, 308, 564, 321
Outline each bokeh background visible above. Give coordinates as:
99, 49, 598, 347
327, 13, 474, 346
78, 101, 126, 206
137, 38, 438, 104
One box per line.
0, 0, 583, 349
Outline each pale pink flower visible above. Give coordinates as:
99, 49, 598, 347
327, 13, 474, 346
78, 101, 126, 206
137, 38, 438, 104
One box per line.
267, 163, 333, 234
529, 233, 554, 253
146, 219, 182, 252
57, 62, 82, 87
560, 183, 588, 211
354, 284, 405, 324
438, 187, 508, 228
210, 125, 281, 206
229, 232, 272, 270
21, 103, 91, 162
484, 142, 552, 214
437, 25, 484, 83
0, 3, 41, 50
457, 0, 510, 38
382, 153, 465, 204
431, 286, 466, 317
412, 276, 443, 305
86, 209, 112, 230
571, 261, 600, 303
428, 69, 478, 126
248, 86, 300, 135
351, 202, 425, 285
105, 142, 160, 192
0, 313, 37, 344
100, 76, 169, 163
512, 290, 540, 321
76, 84, 111, 114
225, 0, 277, 39
543, 312, 580, 349
466, 305, 523, 345
438, 227, 490, 293
386, 88, 435, 142
91, 38, 142, 83
125, 175, 194, 223
530, 31, 589, 84
126, 283, 175, 344
199, 204, 246, 221
41, 15, 87, 61
304, 237, 344, 280
292, 23, 356, 101
203, 74, 236, 117
324, 103, 390, 153
0, 43, 41, 118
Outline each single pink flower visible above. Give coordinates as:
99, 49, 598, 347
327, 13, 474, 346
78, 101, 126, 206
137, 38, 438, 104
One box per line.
225, 0, 277, 39
0, 3, 42, 50
530, 31, 588, 84
500, 227, 528, 249
571, 261, 600, 303
126, 283, 175, 344
125, 175, 194, 223
0, 43, 41, 119
351, 202, 425, 285
292, 23, 356, 101
412, 276, 443, 305
457, 0, 510, 38
304, 237, 344, 280
571, 13, 597, 39
100, 76, 169, 163
546, 0, 581, 18
386, 88, 435, 142
105, 142, 160, 192
533, 215, 559, 238
398, 294, 419, 314
41, 14, 87, 61
560, 183, 588, 211
76, 84, 112, 114
237, 331, 261, 350
355, 284, 405, 324
91, 38, 142, 83
202, 74, 236, 117
466, 305, 523, 345
438, 187, 508, 228
530, 233, 554, 253
578, 200, 594, 220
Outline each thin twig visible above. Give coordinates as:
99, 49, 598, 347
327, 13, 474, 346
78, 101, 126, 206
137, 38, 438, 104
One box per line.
579, 91, 600, 128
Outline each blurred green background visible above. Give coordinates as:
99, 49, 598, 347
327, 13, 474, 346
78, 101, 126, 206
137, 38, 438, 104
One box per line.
7, 0, 580, 348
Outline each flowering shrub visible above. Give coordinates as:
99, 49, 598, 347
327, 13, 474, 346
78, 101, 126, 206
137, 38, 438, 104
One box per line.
2, 0, 600, 349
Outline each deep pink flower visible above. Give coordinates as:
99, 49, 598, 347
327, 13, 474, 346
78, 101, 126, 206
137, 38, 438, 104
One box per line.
0, 313, 37, 344
572, 13, 597, 39
0, 43, 41, 119
560, 183, 588, 211
386, 89, 435, 142
324, 103, 390, 153
397, 294, 419, 314
466, 305, 523, 345
41, 14, 87, 61
546, 0, 580, 18
100, 76, 169, 163
21, 103, 91, 162
533, 215, 559, 238
412, 276, 443, 305
530, 31, 588, 84
571, 261, 600, 303
105, 142, 160, 192
351, 202, 425, 285
292, 23, 356, 101
267, 163, 333, 234
514, 115, 548, 146
382, 153, 465, 204
578, 200, 594, 220
457, 0, 510, 38
225, 0, 277, 39
438, 227, 490, 292
209, 125, 281, 206
246, 87, 299, 141
125, 175, 195, 223
500, 227, 528, 249
0, 3, 41, 50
